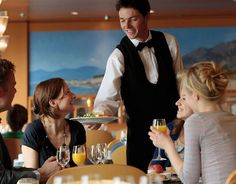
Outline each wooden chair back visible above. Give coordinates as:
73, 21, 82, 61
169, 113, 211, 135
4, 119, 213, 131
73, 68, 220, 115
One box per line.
46, 164, 145, 184
111, 144, 126, 165
107, 139, 120, 151
225, 170, 236, 184
86, 130, 114, 148
3, 137, 22, 161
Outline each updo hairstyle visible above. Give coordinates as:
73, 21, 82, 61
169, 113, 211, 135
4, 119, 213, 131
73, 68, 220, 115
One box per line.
181, 61, 229, 103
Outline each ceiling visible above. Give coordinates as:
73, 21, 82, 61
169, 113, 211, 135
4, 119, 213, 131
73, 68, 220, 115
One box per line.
1, 0, 236, 22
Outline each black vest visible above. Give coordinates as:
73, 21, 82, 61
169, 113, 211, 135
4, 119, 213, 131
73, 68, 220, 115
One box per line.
117, 31, 179, 130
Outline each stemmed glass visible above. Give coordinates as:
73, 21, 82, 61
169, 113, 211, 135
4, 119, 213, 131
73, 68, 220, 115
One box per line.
72, 145, 86, 166
17, 178, 39, 184
87, 143, 108, 164
120, 130, 127, 145
87, 144, 100, 164
112, 176, 135, 184
56, 145, 70, 167
152, 118, 167, 161
96, 143, 108, 164
53, 176, 74, 184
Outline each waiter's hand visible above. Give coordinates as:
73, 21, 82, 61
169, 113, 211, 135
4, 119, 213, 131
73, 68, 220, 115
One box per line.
84, 123, 102, 130
83, 111, 112, 130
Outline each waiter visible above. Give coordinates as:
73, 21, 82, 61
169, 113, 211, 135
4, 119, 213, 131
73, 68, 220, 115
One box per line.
93, 0, 183, 172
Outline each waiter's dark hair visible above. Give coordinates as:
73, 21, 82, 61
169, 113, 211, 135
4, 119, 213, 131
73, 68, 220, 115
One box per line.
116, 0, 151, 17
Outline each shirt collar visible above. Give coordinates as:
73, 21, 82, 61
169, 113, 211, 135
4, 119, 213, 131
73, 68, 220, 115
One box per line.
130, 31, 152, 47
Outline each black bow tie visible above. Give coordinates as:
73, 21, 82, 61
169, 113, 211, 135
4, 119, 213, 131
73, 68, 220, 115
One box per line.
136, 39, 154, 51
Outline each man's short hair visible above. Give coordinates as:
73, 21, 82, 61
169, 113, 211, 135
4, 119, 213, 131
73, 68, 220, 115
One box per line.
116, 0, 151, 17
0, 59, 15, 90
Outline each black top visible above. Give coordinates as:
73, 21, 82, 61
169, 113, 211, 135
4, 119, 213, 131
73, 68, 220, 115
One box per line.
118, 31, 179, 125
0, 134, 36, 184
23, 119, 86, 167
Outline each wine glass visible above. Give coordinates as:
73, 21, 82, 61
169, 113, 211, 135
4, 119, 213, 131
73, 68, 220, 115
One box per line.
87, 143, 108, 164
152, 118, 167, 161
96, 143, 108, 164
87, 144, 100, 164
72, 145, 86, 166
120, 129, 127, 145
56, 145, 70, 167
53, 176, 74, 184
17, 178, 39, 184
80, 174, 101, 184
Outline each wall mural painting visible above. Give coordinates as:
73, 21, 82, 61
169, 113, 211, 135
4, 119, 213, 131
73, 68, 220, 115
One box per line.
30, 27, 236, 96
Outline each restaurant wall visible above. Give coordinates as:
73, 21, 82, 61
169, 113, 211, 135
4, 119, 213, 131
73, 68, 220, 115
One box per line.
29, 16, 236, 31
0, 22, 28, 123
0, 17, 236, 124
29, 17, 236, 96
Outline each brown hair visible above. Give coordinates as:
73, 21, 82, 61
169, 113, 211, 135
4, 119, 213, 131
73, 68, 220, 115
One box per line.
171, 118, 185, 136
116, 0, 150, 17
0, 59, 15, 90
33, 77, 65, 119
6, 104, 28, 131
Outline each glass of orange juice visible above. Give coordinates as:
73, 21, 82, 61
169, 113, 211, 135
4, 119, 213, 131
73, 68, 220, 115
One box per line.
152, 118, 167, 160
153, 119, 167, 133
72, 145, 86, 166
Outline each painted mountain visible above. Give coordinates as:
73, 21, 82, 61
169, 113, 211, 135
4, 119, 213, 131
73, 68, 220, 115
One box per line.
30, 66, 104, 95
183, 39, 236, 72
30, 39, 236, 95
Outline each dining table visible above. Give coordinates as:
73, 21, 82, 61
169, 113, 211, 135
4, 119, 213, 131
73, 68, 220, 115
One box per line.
147, 172, 182, 184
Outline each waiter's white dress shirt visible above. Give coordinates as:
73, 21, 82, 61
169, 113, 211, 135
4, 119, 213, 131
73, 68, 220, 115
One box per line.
94, 31, 184, 115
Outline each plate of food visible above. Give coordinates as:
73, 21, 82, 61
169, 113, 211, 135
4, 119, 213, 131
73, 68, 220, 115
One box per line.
160, 172, 180, 182
148, 172, 180, 183
159, 172, 172, 181
70, 113, 118, 124
148, 173, 171, 182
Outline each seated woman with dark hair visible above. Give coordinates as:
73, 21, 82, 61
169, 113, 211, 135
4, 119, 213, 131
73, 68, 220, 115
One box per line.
148, 97, 193, 171
148, 72, 193, 172
2, 104, 28, 139
22, 77, 86, 169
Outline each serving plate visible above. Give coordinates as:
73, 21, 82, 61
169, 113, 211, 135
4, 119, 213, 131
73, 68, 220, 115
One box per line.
70, 116, 118, 124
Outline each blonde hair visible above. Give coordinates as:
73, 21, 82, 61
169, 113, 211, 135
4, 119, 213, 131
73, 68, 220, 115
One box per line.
180, 61, 229, 103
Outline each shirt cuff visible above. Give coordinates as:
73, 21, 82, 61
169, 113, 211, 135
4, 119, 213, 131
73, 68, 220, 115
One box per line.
33, 169, 40, 180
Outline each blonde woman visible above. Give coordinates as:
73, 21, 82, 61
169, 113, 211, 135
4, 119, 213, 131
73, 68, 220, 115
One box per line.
149, 61, 236, 184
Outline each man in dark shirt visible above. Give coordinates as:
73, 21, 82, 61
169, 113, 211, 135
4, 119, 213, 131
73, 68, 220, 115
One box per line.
0, 59, 61, 184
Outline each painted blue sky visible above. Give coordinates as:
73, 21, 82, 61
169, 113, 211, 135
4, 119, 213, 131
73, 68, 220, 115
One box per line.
30, 30, 124, 72
29, 27, 236, 72
160, 27, 236, 55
